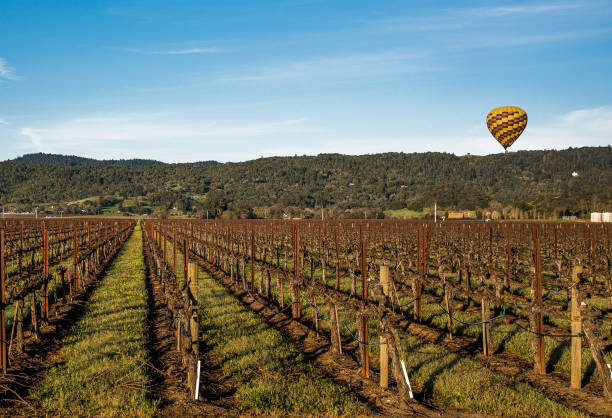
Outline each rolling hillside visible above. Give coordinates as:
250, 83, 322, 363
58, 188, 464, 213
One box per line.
1, 147, 611, 218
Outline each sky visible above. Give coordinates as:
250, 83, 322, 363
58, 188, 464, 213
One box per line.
1, 0, 611, 163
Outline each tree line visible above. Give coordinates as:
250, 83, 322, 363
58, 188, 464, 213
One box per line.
1, 147, 610, 219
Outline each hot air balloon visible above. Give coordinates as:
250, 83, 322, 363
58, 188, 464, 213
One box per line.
486, 106, 527, 152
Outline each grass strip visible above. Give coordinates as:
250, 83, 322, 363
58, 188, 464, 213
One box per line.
197, 266, 367, 415
33, 223, 157, 416
169, 240, 588, 416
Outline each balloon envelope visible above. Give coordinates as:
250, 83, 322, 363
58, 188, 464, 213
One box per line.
486, 106, 527, 150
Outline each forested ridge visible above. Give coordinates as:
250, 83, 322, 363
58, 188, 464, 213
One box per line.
1, 147, 610, 218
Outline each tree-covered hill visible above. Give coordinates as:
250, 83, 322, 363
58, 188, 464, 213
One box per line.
8, 152, 166, 168
1, 147, 610, 218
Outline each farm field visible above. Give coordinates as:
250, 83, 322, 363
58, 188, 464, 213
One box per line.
1, 218, 611, 416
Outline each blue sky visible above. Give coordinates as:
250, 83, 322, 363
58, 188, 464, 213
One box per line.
1, 0, 611, 162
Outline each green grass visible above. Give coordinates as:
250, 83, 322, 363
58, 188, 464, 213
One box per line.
163, 239, 596, 416
5, 245, 79, 332
400, 335, 586, 417
161, 239, 367, 414
33, 223, 157, 416
384, 208, 429, 219
407, 293, 612, 383
196, 266, 367, 414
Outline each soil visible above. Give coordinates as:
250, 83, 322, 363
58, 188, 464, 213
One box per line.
404, 318, 612, 417
142, 233, 241, 417
0, 243, 124, 416
196, 258, 480, 417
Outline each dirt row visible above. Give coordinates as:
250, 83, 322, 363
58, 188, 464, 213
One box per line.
0, 242, 125, 415
141, 231, 240, 416
193, 257, 481, 417
400, 294, 611, 417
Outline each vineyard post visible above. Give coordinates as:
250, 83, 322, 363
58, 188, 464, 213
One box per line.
481, 298, 490, 357
15, 299, 24, 353
183, 237, 188, 285
533, 228, 545, 374
328, 300, 342, 354
176, 317, 182, 352
570, 265, 583, 390
335, 224, 340, 291
188, 262, 199, 359
0, 229, 6, 374
443, 275, 452, 339
43, 228, 49, 323
505, 224, 511, 291
19, 222, 23, 276
590, 228, 597, 286
380, 265, 389, 388
360, 239, 369, 377
415, 227, 423, 322
173, 227, 177, 276
293, 227, 301, 320
74, 223, 79, 291
250, 230, 255, 292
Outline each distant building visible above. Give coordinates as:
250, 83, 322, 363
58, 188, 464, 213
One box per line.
591, 212, 612, 222
448, 212, 464, 219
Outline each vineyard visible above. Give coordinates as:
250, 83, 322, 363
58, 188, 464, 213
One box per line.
1, 218, 611, 416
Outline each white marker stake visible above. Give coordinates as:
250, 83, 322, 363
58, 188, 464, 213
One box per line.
195, 360, 201, 400
400, 360, 414, 399
607, 363, 611, 379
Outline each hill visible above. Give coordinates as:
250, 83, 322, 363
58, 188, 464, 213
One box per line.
0, 147, 610, 218
8, 153, 166, 168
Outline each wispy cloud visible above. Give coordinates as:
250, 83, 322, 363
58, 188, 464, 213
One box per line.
0, 118, 8, 125
0, 58, 19, 81
472, 3, 582, 17
124, 47, 220, 55
382, 2, 587, 32
455, 28, 612, 48
222, 51, 433, 83
19, 113, 319, 157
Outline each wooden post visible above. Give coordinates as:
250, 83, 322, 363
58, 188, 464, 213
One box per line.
250, 230, 255, 292
505, 224, 511, 291
329, 301, 342, 354
570, 265, 583, 390
188, 263, 199, 359
481, 298, 490, 357
415, 228, 423, 322
293, 228, 301, 320
163, 232, 167, 264
183, 238, 188, 284
380, 265, 389, 388
0, 229, 6, 374
73, 225, 78, 290
360, 239, 369, 377
173, 227, 177, 276
15, 299, 24, 354
360, 315, 369, 377
43, 229, 49, 322
176, 318, 182, 352
30, 291, 39, 339
444, 278, 453, 339
532, 229, 545, 374
335, 224, 340, 291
